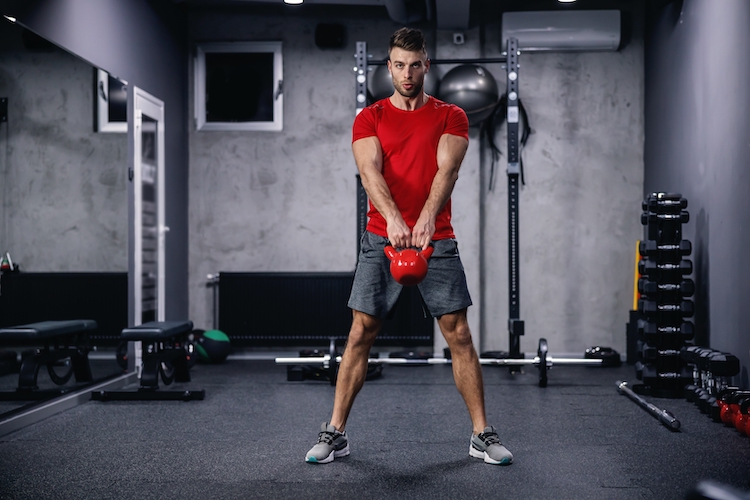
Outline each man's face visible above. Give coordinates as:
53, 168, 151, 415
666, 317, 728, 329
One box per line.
387, 47, 430, 98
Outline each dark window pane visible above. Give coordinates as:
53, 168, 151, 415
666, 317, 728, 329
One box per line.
205, 52, 274, 123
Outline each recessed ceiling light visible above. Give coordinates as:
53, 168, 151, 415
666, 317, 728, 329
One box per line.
284, 0, 304, 4
558, 0, 576, 3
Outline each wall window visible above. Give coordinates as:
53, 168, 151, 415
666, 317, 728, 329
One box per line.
194, 42, 283, 131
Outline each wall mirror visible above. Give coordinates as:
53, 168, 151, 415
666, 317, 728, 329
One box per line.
0, 18, 129, 414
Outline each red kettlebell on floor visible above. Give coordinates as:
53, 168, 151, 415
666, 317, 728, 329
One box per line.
384, 245, 434, 286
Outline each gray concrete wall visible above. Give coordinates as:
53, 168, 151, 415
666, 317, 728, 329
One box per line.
187, 7, 645, 357
645, 0, 750, 387
0, 22, 127, 272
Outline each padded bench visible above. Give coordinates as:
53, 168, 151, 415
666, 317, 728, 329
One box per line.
0, 319, 96, 400
92, 320, 204, 401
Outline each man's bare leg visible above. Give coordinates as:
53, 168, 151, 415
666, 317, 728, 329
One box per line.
330, 310, 382, 431
437, 309, 487, 435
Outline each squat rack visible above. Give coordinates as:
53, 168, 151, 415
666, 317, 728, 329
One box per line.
353, 38, 525, 359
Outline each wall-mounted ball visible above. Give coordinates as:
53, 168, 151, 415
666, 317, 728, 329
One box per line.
368, 62, 442, 102
437, 65, 499, 126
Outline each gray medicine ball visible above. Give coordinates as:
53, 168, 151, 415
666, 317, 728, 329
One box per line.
437, 65, 499, 126
368, 62, 442, 102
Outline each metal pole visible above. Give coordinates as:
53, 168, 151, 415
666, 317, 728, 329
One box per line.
617, 380, 681, 431
275, 355, 603, 367
506, 38, 524, 359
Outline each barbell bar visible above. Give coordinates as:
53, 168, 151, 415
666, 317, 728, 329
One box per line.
275, 338, 606, 387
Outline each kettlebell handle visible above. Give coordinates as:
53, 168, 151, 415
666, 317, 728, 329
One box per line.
383, 245, 434, 261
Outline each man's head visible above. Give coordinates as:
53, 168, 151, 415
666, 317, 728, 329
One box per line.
387, 27, 430, 99
388, 27, 427, 58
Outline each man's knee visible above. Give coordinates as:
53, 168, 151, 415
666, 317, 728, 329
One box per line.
347, 310, 381, 349
439, 311, 474, 349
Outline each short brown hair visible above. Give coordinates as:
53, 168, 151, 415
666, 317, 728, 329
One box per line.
388, 27, 427, 57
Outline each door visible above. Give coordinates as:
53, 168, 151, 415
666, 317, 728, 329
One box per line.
133, 87, 166, 325
130, 87, 166, 374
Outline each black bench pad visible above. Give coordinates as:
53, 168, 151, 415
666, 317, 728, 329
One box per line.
121, 320, 193, 341
0, 320, 97, 342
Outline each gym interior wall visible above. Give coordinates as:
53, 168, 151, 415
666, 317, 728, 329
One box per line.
186, 5, 645, 357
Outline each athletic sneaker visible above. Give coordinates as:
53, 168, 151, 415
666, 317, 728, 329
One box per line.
305, 422, 350, 464
470, 426, 513, 465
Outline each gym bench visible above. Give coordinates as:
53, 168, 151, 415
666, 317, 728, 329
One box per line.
0, 319, 96, 400
92, 320, 205, 401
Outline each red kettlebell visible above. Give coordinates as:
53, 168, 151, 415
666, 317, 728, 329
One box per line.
384, 245, 434, 286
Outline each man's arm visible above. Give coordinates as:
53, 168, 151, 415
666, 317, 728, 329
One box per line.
352, 136, 412, 248
411, 133, 469, 250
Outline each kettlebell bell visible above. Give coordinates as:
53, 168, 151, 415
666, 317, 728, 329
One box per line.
384, 245, 434, 286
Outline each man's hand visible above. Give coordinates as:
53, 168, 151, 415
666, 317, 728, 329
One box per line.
386, 216, 412, 249
411, 214, 435, 251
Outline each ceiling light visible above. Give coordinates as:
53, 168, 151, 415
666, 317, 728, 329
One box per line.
284, 0, 304, 4
3, 15, 17, 23
558, 0, 576, 3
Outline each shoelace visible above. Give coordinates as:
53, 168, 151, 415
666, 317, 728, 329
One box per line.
478, 431, 501, 446
317, 431, 335, 445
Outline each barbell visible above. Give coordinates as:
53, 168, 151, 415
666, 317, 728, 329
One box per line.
275, 338, 612, 387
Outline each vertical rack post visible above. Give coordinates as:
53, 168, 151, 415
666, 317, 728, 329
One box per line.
355, 41, 368, 114
505, 38, 524, 359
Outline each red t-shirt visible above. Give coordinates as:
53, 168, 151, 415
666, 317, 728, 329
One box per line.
352, 96, 469, 240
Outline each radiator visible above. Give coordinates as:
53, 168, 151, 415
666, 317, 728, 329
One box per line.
218, 271, 434, 348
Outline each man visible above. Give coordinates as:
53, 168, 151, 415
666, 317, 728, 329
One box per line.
305, 27, 513, 466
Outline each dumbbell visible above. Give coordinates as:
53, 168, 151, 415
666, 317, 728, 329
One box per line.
638, 320, 694, 344
635, 362, 692, 390
638, 299, 694, 318
697, 350, 740, 395
642, 193, 687, 212
638, 239, 692, 258
637, 278, 695, 297
681, 346, 714, 392
639, 345, 682, 371
641, 210, 690, 225
638, 259, 693, 279
706, 352, 740, 378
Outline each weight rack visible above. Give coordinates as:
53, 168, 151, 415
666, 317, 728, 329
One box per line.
634, 192, 695, 398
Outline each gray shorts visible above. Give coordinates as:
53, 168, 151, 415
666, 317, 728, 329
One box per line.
348, 231, 473, 318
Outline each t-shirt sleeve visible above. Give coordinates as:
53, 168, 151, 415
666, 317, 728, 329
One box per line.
352, 106, 378, 143
444, 105, 469, 140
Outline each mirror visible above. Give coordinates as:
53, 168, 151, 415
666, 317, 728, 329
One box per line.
0, 20, 128, 413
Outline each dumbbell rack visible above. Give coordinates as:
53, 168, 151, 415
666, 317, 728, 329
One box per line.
634, 192, 695, 398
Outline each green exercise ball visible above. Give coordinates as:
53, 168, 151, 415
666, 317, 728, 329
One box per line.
196, 329, 231, 363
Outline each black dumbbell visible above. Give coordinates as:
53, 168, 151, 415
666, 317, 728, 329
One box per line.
642, 192, 687, 211
638, 259, 693, 278
641, 210, 690, 225
639, 364, 692, 385
637, 278, 695, 297
707, 352, 741, 378
638, 239, 692, 258
638, 299, 694, 318
639, 321, 694, 343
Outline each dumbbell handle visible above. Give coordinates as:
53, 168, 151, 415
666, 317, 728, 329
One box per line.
617, 381, 681, 430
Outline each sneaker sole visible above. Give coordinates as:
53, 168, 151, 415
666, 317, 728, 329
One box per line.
469, 445, 512, 465
306, 443, 350, 464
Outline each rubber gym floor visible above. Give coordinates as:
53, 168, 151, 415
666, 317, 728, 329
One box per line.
0, 357, 748, 500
